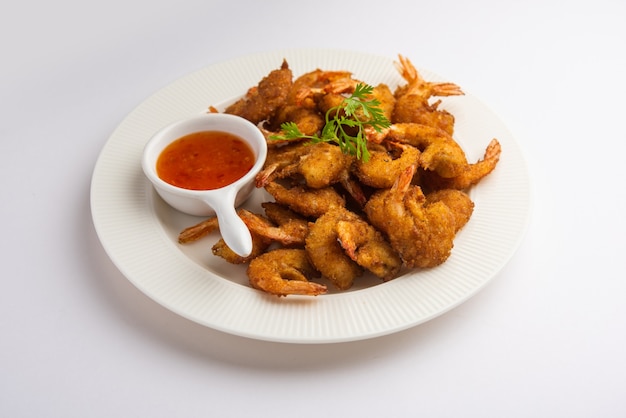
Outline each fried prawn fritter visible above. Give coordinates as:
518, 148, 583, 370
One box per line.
289, 69, 354, 107
354, 141, 420, 189
247, 249, 327, 297
270, 104, 325, 136
264, 181, 345, 218
238, 208, 309, 247
261, 201, 308, 227
392, 95, 457, 135
421, 138, 502, 191
425, 189, 474, 232
386, 123, 468, 178
257, 142, 310, 187
259, 142, 354, 189
392, 55, 464, 135
305, 209, 364, 290
212, 234, 271, 264
267, 69, 353, 134
365, 164, 457, 268
224, 60, 293, 124
335, 213, 402, 281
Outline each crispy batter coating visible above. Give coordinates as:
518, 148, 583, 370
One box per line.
225, 60, 293, 124
392, 55, 464, 135
393, 95, 457, 135
354, 141, 420, 189
212, 234, 271, 264
335, 214, 402, 281
305, 209, 364, 290
258, 142, 354, 189
426, 189, 474, 232
386, 123, 468, 178
247, 249, 326, 297
421, 139, 502, 191
239, 208, 308, 247
264, 182, 345, 218
365, 165, 457, 268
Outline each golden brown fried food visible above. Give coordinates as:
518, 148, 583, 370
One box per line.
297, 143, 355, 188
268, 69, 343, 135
290, 69, 355, 107
426, 189, 474, 232
257, 142, 311, 187
224, 60, 293, 124
421, 138, 502, 191
392, 55, 464, 135
261, 201, 306, 226
392, 95, 457, 135
305, 209, 364, 290
365, 164, 457, 268
270, 104, 325, 136
371, 84, 396, 123
247, 249, 327, 297
258, 142, 354, 189
386, 123, 468, 178
264, 181, 345, 218
335, 214, 402, 281
212, 234, 272, 264
354, 141, 420, 189
238, 208, 308, 247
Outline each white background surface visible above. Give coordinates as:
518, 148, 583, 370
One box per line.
2, 0, 625, 416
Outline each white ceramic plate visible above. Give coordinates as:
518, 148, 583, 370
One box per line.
90, 49, 530, 343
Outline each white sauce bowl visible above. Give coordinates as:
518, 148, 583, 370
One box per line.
142, 113, 268, 256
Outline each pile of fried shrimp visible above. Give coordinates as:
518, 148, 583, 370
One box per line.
177, 54, 502, 297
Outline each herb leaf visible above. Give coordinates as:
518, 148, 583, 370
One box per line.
269, 83, 390, 162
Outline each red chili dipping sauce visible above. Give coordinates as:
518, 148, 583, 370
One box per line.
156, 131, 255, 190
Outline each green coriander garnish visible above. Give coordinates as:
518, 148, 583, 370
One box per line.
270, 83, 390, 162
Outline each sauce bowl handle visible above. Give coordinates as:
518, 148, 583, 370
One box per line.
206, 188, 252, 257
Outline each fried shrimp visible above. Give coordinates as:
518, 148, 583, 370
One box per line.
256, 142, 311, 187
393, 95, 457, 135
392, 55, 464, 135
335, 214, 402, 281
371, 84, 396, 123
224, 60, 293, 124
266, 69, 354, 136
291, 69, 355, 106
421, 138, 502, 191
258, 142, 355, 189
394, 55, 464, 102
271, 105, 325, 137
238, 208, 309, 247
261, 201, 306, 226
385, 123, 468, 178
365, 164, 457, 268
247, 249, 327, 297
212, 234, 271, 264
425, 189, 474, 232
264, 181, 345, 218
354, 141, 420, 189
305, 209, 364, 290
